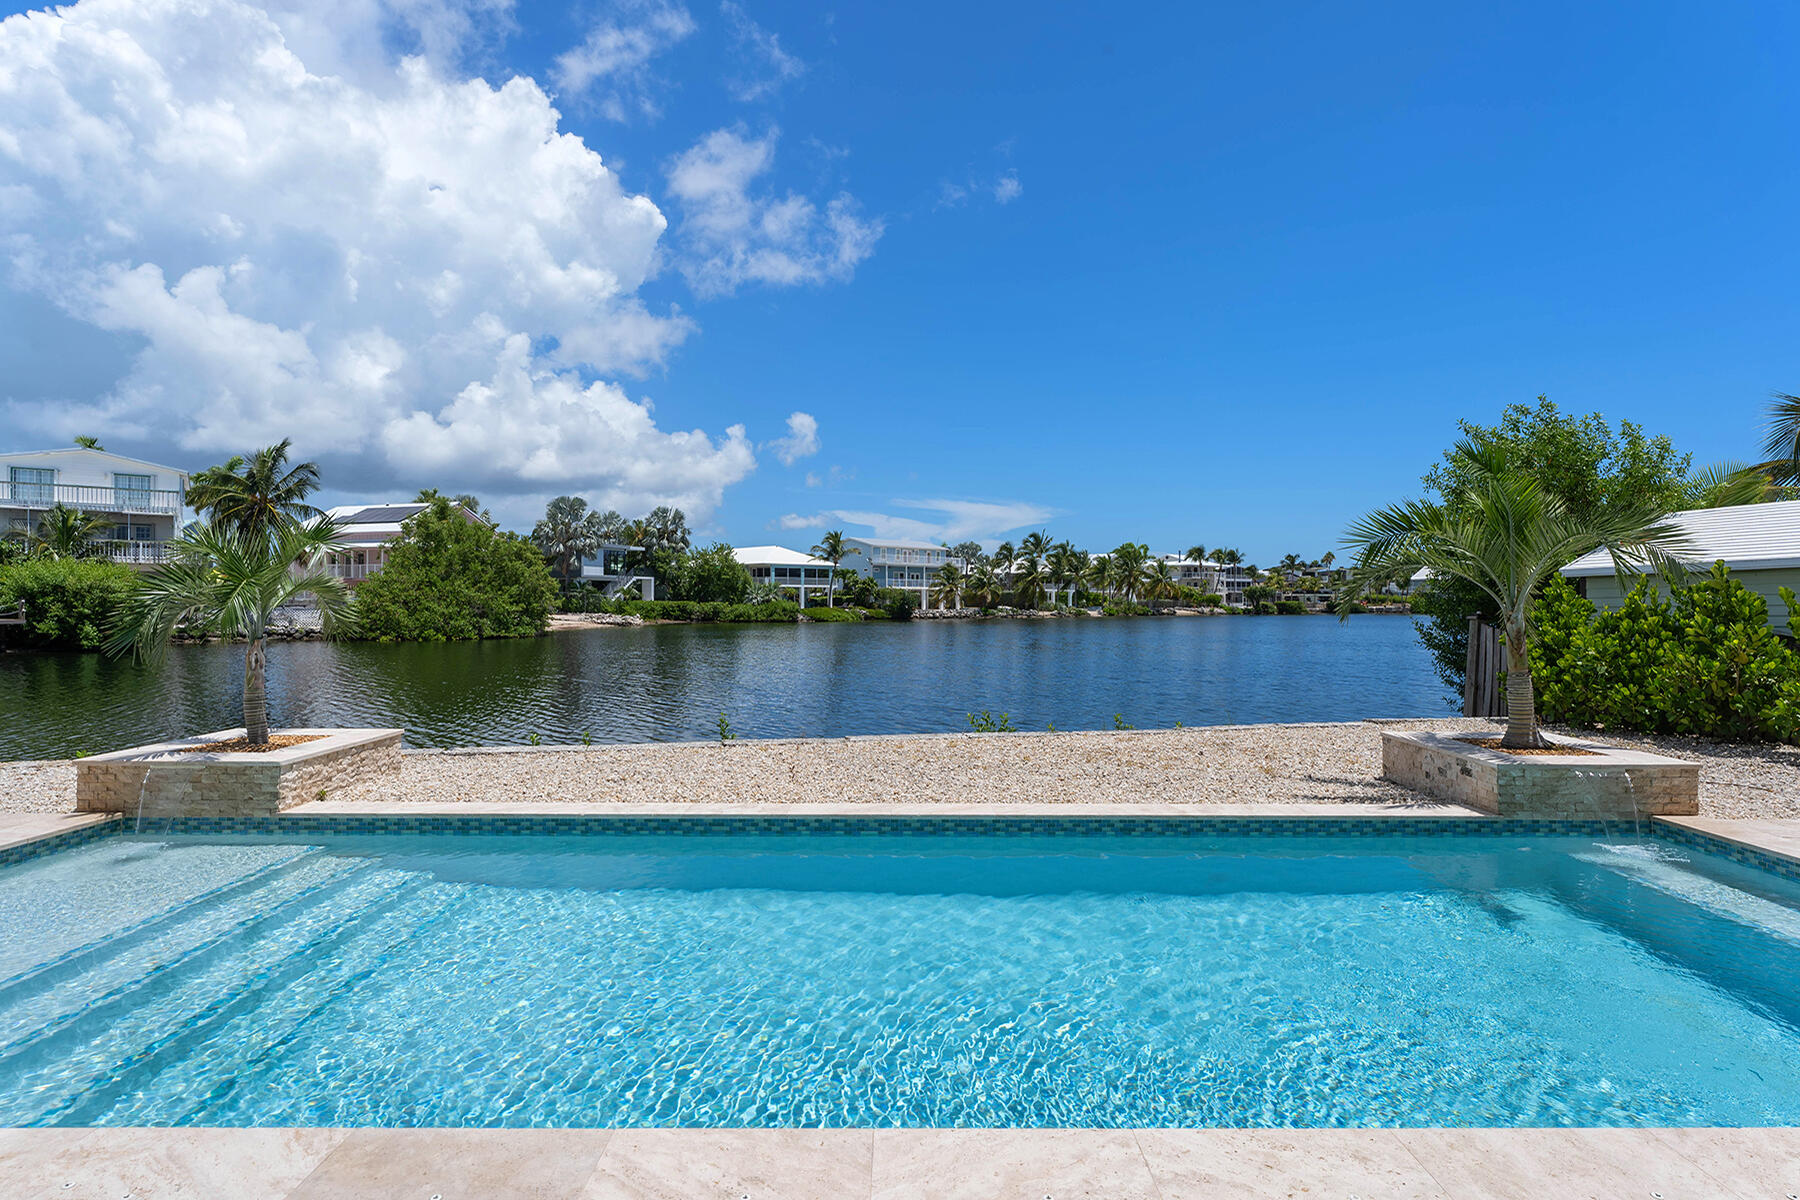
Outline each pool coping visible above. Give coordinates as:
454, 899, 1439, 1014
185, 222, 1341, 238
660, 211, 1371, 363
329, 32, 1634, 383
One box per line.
2, 1125, 1797, 1198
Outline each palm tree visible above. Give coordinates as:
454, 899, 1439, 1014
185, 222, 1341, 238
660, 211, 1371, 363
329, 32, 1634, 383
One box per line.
1142, 559, 1179, 609
1107, 543, 1149, 601
73, 435, 103, 450
106, 518, 354, 745
1681, 461, 1783, 509
811, 530, 848, 607
1759, 392, 1800, 486
1013, 558, 1047, 610
965, 563, 1001, 608
532, 496, 608, 584
1184, 544, 1208, 567
930, 560, 964, 609
185, 440, 323, 538
1047, 542, 1082, 608
1341, 435, 1688, 749
1081, 555, 1110, 602
28, 504, 110, 559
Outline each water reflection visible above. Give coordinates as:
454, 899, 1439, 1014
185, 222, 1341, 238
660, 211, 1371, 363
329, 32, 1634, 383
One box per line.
2, 616, 1451, 757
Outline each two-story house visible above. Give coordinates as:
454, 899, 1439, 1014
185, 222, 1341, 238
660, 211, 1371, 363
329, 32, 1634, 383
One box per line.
0, 447, 190, 566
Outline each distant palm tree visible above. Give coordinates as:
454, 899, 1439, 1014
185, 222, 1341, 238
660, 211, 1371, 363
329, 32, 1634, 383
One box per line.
1047, 542, 1083, 608
1342, 435, 1687, 748
1107, 543, 1149, 601
185, 440, 323, 539
966, 563, 1001, 608
533, 496, 608, 584
1759, 392, 1800, 486
73, 435, 103, 450
930, 560, 965, 609
1184, 544, 1207, 566
1013, 558, 1047, 610
1081, 555, 1110, 602
1143, 559, 1179, 609
29, 504, 110, 559
106, 518, 354, 745
811, 530, 848, 606
1681, 461, 1782, 508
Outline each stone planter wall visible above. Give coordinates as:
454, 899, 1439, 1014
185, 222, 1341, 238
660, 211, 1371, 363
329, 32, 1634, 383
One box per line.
1382, 730, 1698, 818
76, 728, 402, 820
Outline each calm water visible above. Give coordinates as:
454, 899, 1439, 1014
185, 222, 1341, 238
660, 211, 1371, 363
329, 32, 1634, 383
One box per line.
2, 829, 1798, 1127
0, 615, 1448, 758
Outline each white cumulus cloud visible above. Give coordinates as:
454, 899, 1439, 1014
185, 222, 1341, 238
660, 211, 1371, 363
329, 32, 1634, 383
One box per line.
767, 410, 820, 466
665, 126, 881, 296
552, 0, 695, 121
0, 0, 774, 519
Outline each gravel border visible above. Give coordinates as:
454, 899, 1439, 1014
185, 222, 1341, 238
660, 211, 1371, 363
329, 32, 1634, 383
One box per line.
5, 718, 1795, 818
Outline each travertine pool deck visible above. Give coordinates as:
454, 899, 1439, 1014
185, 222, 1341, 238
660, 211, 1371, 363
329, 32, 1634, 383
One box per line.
2, 1125, 1798, 1199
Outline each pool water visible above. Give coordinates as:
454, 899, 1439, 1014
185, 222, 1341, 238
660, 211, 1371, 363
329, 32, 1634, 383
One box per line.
1, 830, 1798, 1128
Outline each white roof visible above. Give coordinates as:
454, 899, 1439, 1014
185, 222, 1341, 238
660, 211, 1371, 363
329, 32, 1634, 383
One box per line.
0, 447, 191, 476
733, 545, 830, 567
843, 536, 943, 551
1562, 500, 1800, 577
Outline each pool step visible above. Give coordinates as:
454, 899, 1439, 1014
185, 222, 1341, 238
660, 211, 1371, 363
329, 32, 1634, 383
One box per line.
0, 864, 419, 1122
0, 851, 364, 1048
0, 848, 345, 1032
31, 880, 462, 1127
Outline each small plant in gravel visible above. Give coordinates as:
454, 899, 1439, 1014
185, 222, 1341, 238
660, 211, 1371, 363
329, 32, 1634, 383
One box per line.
967, 710, 1016, 733
717, 712, 736, 742
579, 730, 592, 746
1114, 713, 1135, 730
526, 731, 542, 746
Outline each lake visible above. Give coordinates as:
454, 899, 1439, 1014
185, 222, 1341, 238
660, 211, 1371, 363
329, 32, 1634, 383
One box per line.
0, 615, 1450, 759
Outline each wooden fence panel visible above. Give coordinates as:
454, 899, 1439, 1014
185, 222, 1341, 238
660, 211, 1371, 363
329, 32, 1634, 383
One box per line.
1462, 616, 1503, 718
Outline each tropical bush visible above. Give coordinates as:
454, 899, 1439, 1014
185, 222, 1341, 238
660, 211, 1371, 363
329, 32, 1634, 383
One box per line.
872, 587, 916, 620
663, 543, 752, 604
0, 558, 140, 649
1531, 565, 1800, 742
802, 607, 859, 623
354, 502, 558, 640
1274, 600, 1307, 615
1196, 593, 1224, 608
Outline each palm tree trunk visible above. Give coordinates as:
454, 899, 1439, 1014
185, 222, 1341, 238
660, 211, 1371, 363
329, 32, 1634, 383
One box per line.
243, 635, 270, 745
1500, 631, 1546, 749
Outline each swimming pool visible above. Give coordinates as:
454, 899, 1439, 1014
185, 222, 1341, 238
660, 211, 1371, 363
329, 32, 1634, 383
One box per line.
2, 822, 1798, 1128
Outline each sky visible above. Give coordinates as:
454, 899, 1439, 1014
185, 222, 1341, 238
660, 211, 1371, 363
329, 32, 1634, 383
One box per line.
1, 1, 1796, 560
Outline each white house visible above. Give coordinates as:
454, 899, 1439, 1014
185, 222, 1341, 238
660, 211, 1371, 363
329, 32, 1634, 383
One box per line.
1156, 555, 1253, 606
840, 537, 962, 605
0, 447, 190, 567
319, 502, 485, 585
733, 545, 835, 607
1560, 499, 1800, 628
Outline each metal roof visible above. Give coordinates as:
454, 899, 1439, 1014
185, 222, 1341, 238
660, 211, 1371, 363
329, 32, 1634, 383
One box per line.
733, 545, 831, 567
843, 536, 945, 551
1561, 499, 1800, 576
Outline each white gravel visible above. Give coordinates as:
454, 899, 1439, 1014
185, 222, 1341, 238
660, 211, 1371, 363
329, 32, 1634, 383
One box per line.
6, 718, 1796, 817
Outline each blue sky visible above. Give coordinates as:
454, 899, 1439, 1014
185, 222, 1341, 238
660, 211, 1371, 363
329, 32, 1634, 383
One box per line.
1, 0, 1795, 560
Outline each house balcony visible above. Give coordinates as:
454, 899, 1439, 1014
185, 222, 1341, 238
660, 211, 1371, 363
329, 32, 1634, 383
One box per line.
1, 482, 183, 516
92, 540, 173, 565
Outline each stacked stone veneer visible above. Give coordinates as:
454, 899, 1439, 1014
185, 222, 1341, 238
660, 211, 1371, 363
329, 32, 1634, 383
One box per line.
76, 728, 401, 819
1382, 730, 1698, 818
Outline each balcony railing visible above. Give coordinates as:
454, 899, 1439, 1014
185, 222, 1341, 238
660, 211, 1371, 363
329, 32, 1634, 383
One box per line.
91, 540, 172, 565
325, 562, 375, 580
1, 482, 182, 515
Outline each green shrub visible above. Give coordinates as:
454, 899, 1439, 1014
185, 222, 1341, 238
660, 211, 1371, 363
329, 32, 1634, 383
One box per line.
872, 587, 916, 620
1254, 601, 1278, 615
354, 506, 558, 641
1197, 593, 1224, 607
1530, 564, 1800, 742
803, 607, 859, 622
1274, 600, 1307, 615
1101, 601, 1149, 617
0, 558, 141, 649
663, 543, 752, 604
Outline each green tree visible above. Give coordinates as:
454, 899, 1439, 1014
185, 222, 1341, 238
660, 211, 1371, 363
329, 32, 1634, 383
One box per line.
1143, 559, 1179, 608
185, 440, 323, 539
105, 518, 354, 744
1047, 542, 1084, 608
948, 540, 984, 565
1760, 392, 1800, 486
73, 435, 103, 450
28, 504, 110, 559
1344, 434, 1687, 748
667, 543, 752, 604
930, 560, 965, 609
355, 501, 558, 641
965, 563, 1001, 608
0, 558, 141, 649
532, 496, 611, 584
811, 530, 848, 607
1411, 397, 1696, 693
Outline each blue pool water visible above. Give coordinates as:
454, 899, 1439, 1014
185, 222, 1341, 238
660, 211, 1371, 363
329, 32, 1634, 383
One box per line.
2, 829, 1799, 1128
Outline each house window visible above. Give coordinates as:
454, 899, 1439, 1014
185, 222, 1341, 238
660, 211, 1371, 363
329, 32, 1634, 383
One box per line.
9, 467, 54, 505
114, 473, 153, 508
